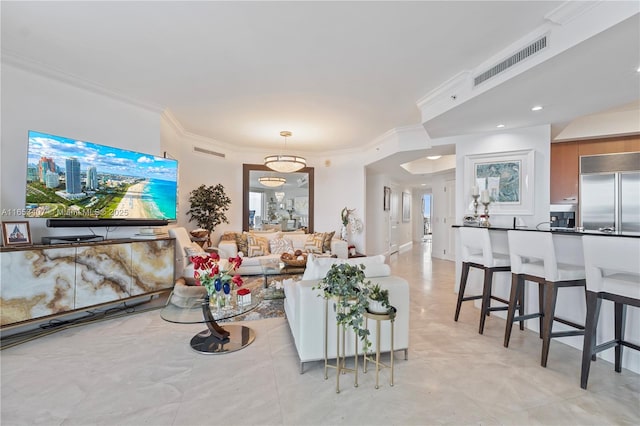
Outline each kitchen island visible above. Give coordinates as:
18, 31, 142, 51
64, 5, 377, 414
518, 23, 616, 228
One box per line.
452, 225, 639, 374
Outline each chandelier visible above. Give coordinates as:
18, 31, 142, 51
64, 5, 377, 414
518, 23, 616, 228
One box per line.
264, 131, 306, 173
258, 176, 286, 187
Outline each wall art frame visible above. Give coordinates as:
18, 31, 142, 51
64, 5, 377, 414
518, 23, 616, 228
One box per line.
464, 149, 535, 215
2, 221, 32, 246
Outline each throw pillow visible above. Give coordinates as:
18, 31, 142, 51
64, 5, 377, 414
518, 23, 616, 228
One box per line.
236, 233, 249, 255
322, 231, 335, 252
302, 254, 344, 280
247, 234, 270, 257
304, 232, 325, 253
269, 237, 294, 254
220, 232, 237, 241
184, 243, 205, 258
346, 255, 390, 278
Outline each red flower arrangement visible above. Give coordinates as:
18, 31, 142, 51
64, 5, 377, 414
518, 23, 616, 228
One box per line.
190, 251, 244, 295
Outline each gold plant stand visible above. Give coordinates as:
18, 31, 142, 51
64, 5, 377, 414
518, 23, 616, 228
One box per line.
324, 298, 358, 393
362, 307, 396, 389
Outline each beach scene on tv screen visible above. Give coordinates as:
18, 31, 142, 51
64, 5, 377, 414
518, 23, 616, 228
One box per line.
25, 131, 178, 219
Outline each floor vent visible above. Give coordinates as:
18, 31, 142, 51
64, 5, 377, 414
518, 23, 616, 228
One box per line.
193, 146, 225, 158
474, 35, 547, 87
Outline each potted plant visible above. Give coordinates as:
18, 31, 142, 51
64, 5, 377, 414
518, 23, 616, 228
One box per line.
367, 283, 393, 315
314, 263, 372, 352
187, 184, 231, 247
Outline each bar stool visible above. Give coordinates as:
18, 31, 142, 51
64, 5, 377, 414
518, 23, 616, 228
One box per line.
505, 230, 586, 367
454, 227, 513, 334
581, 235, 640, 389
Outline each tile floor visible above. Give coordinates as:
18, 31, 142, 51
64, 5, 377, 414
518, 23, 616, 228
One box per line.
1, 242, 638, 425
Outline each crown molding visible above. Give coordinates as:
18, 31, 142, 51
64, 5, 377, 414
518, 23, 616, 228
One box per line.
544, 1, 600, 26
2, 50, 163, 114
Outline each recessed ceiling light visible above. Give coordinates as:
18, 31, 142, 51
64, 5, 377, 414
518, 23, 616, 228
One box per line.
426, 155, 442, 160
496, 124, 505, 128
637, 66, 640, 73
531, 106, 543, 111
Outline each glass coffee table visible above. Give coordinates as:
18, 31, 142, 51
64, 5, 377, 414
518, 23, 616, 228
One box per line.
162, 258, 305, 354
237, 258, 306, 297
161, 288, 264, 355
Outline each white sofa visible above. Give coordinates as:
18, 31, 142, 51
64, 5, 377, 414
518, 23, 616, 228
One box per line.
217, 231, 349, 272
284, 254, 410, 373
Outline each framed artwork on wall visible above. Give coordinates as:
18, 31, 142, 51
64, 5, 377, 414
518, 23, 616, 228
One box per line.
383, 186, 391, 211
464, 149, 535, 215
2, 221, 32, 246
402, 192, 411, 222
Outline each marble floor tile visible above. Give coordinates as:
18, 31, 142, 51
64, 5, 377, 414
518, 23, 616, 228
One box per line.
1, 242, 639, 425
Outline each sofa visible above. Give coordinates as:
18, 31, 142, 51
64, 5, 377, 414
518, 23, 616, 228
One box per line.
284, 254, 410, 373
217, 230, 349, 272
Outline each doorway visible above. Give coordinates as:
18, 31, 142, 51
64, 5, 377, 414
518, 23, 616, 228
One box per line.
422, 194, 432, 242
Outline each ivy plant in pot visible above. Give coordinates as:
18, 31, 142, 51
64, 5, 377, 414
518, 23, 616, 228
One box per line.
187, 184, 231, 247
314, 263, 372, 352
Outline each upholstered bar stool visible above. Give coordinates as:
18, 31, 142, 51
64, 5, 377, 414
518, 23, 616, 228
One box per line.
505, 230, 586, 367
581, 235, 640, 389
454, 227, 513, 334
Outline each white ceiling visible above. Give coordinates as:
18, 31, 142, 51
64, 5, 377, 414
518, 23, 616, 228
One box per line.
2, 1, 638, 178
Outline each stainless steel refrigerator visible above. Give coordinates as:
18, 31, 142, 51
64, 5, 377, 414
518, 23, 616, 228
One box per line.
580, 152, 640, 232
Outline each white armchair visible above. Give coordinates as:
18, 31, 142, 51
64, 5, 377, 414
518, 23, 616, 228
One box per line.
168, 227, 205, 281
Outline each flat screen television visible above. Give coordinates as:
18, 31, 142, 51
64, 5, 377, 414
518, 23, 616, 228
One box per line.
25, 130, 178, 222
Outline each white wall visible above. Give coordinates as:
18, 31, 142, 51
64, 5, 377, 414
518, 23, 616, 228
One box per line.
365, 173, 388, 256
1, 64, 161, 242
454, 125, 551, 230
429, 171, 456, 260
1, 63, 368, 249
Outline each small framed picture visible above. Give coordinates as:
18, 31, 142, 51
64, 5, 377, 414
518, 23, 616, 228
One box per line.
383, 186, 391, 211
2, 221, 32, 246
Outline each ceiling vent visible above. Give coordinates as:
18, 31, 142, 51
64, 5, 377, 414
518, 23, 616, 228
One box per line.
474, 35, 547, 87
193, 145, 225, 158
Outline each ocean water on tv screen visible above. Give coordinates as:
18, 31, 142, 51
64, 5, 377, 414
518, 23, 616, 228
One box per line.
143, 179, 177, 220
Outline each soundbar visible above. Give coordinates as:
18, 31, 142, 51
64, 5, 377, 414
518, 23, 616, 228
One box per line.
46, 219, 169, 228
42, 235, 105, 245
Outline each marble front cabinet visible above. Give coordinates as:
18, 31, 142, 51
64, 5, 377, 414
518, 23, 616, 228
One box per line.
0, 238, 175, 327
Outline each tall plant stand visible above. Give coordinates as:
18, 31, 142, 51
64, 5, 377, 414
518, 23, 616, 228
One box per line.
363, 307, 396, 389
324, 298, 358, 393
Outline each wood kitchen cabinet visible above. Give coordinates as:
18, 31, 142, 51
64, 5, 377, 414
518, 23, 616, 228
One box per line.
551, 135, 640, 205
551, 141, 579, 204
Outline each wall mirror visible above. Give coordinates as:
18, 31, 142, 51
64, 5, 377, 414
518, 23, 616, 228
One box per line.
242, 164, 314, 233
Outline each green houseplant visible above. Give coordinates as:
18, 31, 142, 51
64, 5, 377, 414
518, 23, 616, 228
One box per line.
368, 283, 394, 316
315, 263, 373, 351
187, 184, 231, 246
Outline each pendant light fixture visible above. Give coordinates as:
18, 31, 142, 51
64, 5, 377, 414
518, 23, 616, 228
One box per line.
264, 131, 306, 173
258, 176, 286, 187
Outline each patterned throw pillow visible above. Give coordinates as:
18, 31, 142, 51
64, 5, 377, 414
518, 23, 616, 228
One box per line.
304, 232, 325, 253
220, 232, 237, 242
247, 234, 270, 257
184, 243, 205, 258
236, 233, 249, 255
269, 237, 294, 254
323, 231, 335, 253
